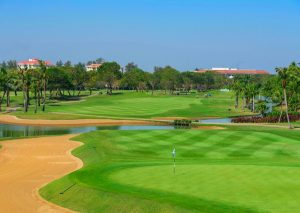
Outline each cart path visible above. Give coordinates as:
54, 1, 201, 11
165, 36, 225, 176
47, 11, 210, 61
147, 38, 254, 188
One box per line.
0, 135, 83, 213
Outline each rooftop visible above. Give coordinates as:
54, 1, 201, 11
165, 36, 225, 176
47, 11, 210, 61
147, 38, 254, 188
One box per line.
195, 68, 269, 75
18, 58, 52, 66
86, 63, 102, 68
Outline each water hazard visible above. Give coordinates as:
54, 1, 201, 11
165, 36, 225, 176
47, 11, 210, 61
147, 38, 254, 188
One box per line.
0, 124, 174, 138
199, 118, 232, 124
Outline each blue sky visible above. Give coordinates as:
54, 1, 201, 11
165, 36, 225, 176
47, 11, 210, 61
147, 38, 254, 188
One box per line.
0, 0, 299, 72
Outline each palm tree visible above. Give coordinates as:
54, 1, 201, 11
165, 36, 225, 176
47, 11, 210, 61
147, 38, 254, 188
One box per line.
39, 60, 47, 111
231, 78, 244, 109
5, 70, 18, 107
276, 67, 293, 129
29, 69, 40, 113
287, 62, 300, 112
18, 65, 32, 112
0, 68, 7, 112
247, 83, 259, 112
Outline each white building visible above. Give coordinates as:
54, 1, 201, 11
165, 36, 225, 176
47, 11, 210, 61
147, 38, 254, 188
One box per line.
17, 58, 52, 69
86, 63, 102, 71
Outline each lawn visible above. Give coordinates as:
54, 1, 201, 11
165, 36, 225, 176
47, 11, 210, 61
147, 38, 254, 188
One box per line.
12, 90, 253, 120
40, 126, 300, 213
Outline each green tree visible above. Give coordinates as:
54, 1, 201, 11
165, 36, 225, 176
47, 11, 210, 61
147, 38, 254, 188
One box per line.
64, 60, 72, 67
0, 67, 8, 111
121, 68, 145, 91
125, 62, 138, 72
145, 72, 158, 95
29, 69, 41, 113
6, 60, 17, 69
70, 63, 87, 96
261, 75, 283, 122
97, 62, 122, 95
47, 67, 73, 97
247, 82, 260, 112
231, 78, 243, 109
18, 65, 32, 112
56, 60, 63, 67
154, 66, 179, 94
39, 60, 48, 112
276, 67, 293, 129
179, 72, 193, 94
287, 62, 300, 112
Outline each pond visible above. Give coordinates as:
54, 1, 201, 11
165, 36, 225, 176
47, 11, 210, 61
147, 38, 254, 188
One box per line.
0, 124, 174, 139
199, 118, 232, 124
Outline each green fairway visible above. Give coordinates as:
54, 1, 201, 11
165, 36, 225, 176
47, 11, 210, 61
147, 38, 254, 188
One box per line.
40, 126, 300, 213
13, 90, 253, 119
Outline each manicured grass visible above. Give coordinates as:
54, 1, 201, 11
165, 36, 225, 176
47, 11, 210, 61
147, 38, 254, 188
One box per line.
40, 126, 300, 212
13, 111, 99, 120
13, 90, 253, 119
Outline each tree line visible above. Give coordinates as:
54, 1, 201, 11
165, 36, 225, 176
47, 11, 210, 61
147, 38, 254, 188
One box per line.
0, 59, 231, 113
0, 59, 299, 122
230, 62, 300, 128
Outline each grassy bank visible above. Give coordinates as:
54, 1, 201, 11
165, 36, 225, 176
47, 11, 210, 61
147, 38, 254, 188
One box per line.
40, 126, 300, 212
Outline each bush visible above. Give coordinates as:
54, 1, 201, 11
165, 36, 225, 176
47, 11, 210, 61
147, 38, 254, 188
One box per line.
174, 119, 192, 127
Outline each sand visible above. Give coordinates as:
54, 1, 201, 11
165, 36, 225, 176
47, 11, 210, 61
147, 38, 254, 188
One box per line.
0, 135, 82, 213
0, 115, 161, 126
193, 126, 225, 130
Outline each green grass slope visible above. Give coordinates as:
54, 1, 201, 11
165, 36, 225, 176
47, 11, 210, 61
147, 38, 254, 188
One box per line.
13, 91, 252, 119
40, 127, 300, 212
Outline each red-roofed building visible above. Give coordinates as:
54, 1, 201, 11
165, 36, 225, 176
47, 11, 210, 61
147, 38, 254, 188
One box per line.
194, 68, 269, 77
86, 63, 102, 71
18, 58, 52, 69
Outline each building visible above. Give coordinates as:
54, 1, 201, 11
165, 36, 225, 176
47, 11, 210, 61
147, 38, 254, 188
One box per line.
17, 58, 52, 69
86, 63, 102, 71
194, 67, 269, 78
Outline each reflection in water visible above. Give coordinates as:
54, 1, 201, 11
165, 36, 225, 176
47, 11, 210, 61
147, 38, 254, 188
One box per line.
0, 124, 174, 138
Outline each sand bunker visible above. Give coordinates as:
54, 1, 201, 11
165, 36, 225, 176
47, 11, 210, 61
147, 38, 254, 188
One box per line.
0, 135, 82, 213
0, 115, 160, 126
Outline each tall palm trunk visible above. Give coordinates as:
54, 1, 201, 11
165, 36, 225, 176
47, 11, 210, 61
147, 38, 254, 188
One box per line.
252, 95, 255, 112
278, 100, 283, 123
0, 90, 7, 112
23, 86, 28, 112
283, 87, 293, 129
235, 93, 239, 109
6, 89, 10, 107
42, 80, 46, 111
34, 87, 38, 113
37, 87, 41, 106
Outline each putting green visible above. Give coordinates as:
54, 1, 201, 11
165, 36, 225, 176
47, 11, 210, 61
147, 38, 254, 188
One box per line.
40, 127, 300, 212
110, 164, 300, 213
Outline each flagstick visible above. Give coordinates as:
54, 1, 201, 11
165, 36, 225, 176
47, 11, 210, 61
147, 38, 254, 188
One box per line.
172, 147, 176, 175
173, 155, 176, 175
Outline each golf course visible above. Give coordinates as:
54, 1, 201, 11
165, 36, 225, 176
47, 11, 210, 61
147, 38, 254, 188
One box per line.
37, 126, 300, 213
1, 0, 300, 212
0, 89, 299, 213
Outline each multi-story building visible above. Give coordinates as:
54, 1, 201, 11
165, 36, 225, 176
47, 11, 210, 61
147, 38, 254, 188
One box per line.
86, 63, 102, 72
17, 58, 52, 69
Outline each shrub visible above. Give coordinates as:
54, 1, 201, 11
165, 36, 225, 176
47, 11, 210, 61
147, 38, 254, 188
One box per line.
174, 119, 192, 127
